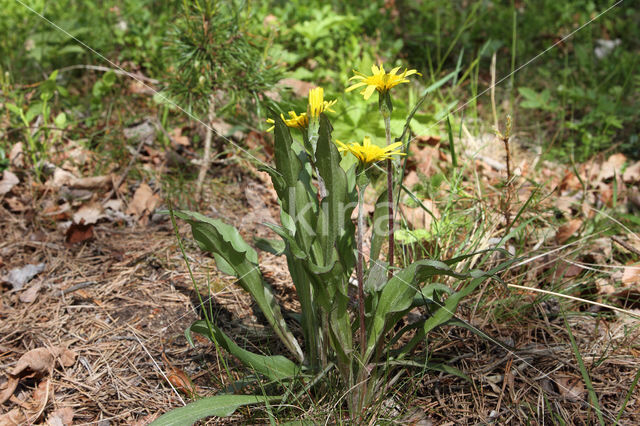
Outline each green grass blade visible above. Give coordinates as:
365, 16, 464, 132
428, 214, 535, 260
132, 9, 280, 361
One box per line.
563, 313, 605, 426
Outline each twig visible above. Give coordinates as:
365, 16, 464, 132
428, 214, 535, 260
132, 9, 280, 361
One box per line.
507, 284, 640, 320
611, 235, 640, 257
57, 64, 159, 84
54, 280, 98, 296
102, 136, 146, 202
196, 95, 216, 199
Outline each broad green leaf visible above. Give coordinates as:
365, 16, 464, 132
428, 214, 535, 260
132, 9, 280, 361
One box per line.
254, 237, 285, 256
175, 210, 303, 363
365, 260, 469, 362
151, 394, 281, 426
189, 320, 301, 381
273, 113, 301, 187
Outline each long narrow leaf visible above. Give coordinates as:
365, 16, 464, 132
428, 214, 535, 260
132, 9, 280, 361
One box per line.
188, 320, 301, 381
151, 394, 281, 426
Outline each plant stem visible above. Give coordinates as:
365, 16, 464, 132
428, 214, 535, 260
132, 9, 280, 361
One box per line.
384, 115, 394, 278
356, 183, 366, 357
196, 94, 215, 200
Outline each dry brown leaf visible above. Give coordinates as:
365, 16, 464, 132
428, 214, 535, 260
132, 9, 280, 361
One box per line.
560, 171, 582, 192
73, 202, 104, 225
11, 347, 56, 377
65, 223, 93, 245
554, 374, 586, 401
401, 200, 440, 230
555, 219, 582, 244
0, 407, 26, 426
0, 377, 19, 405
278, 78, 316, 97
404, 171, 419, 189
622, 161, 640, 183
19, 282, 42, 304
9, 142, 25, 168
0, 171, 19, 196
46, 407, 74, 426
69, 175, 111, 189
49, 168, 76, 189
169, 127, 190, 147
27, 379, 50, 423
5, 197, 28, 212
126, 183, 160, 224
621, 263, 640, 286
598, 153, 627, 181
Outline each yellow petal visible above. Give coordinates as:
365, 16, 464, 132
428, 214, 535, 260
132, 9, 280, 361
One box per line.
362, 84, 377, 100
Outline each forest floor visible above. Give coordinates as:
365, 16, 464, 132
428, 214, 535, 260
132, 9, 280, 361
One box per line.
1, 119, 640, 424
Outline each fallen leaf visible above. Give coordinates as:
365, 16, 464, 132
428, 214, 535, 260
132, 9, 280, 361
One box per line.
73, 202, 104, 225
5, 196, 28, 212
621, 263, 640, 286
0, 407, 26, 425
123, 120, 155, 145
622, 161, 640, 184
103, 198, 124, 212
46, 407, 74, 426
69, 175, 111, 189
9, 142, 25, 168
126, 183, 160, 224
598, 153, 627, 181
11, 348, 56, 377
554, 374, 585, 402
58, 348, 77, 367
401, 200, 440, 230
49, 168, 76, 189
560, 171, 582, 192
19, 282, 42, 303
65, 223, 94, 245
169, 127, 190, 147
278, 78, 316, 98
555, 219, 582, 244
404, 171, 420, 189
0, 377, 19, 405
27, 379, 50, 423
2, 263, 46, 291
0, 170, 19, 196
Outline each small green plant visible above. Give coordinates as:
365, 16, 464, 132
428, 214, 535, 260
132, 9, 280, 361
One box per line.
157, 66, 515, 423
4, 69, 68, 180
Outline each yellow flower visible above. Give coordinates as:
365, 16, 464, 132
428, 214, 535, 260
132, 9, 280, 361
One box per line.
346, 64, 420, 100
266, 110, 309, 132
336, 137, 405, 164
308, 87, 337, 119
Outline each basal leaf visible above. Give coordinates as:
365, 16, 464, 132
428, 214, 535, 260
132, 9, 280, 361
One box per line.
189, 320, 301, 381
151, 394, 281, 426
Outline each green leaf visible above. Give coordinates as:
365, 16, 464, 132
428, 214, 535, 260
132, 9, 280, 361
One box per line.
365, 260, 470, 362
175, 210, 303, 363
151, 394, 281, 426
102, 70, 117, 86
5, 103, 23, 117
189, 320, 301, 381
54, 112, 67, 129
254, 237, 285, 256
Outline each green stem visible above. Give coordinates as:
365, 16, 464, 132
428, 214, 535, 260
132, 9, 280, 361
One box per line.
383, 115, 394, 278
356, 183, 366, 357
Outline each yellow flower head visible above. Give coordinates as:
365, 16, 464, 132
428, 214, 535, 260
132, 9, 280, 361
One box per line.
336, 137, 405, 164
266, 110, 309, 132
308, 87, 337, 119
346, 64, 421, 100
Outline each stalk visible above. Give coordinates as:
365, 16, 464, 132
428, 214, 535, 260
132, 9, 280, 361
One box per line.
383, 114, 394, 278
356, 182, 367, 356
